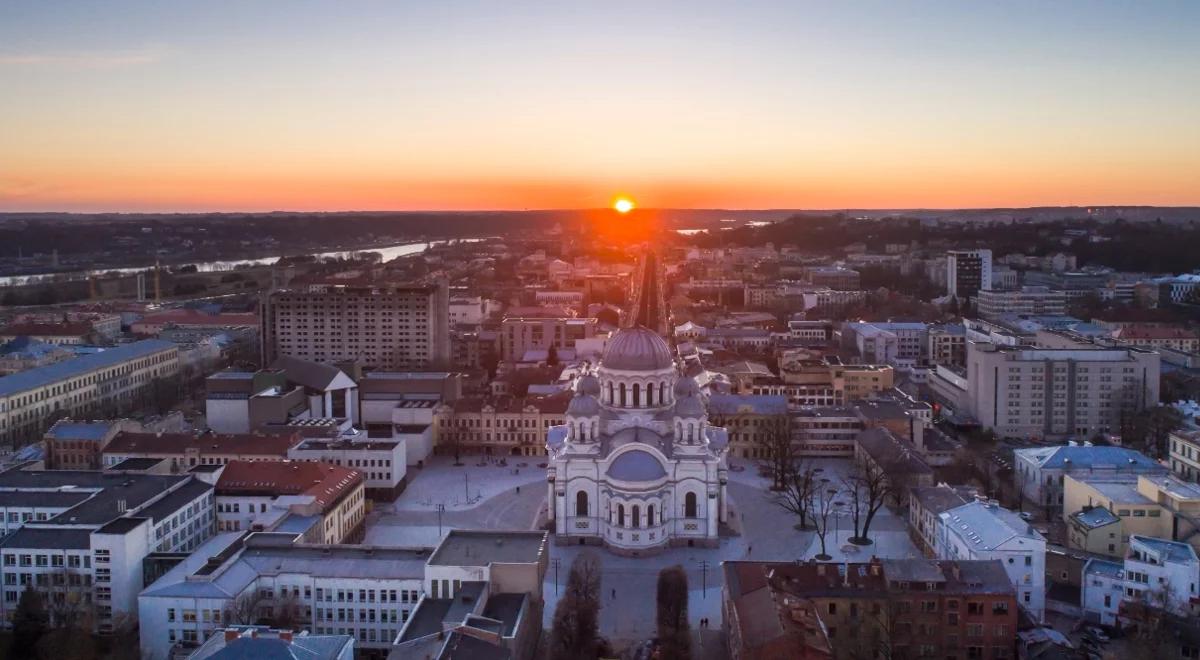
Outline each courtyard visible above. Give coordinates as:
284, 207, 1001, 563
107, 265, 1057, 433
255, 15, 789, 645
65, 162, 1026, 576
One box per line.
366, 455, 922, 651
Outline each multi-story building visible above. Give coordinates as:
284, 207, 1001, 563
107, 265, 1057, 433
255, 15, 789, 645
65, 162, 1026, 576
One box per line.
187, 626, 354, 660
0, 339, 181, 446
287, 437, 406, 501
1170, 429, 1200, 482
705, 394, 789, 460
138, 531, 428, 659
937, 500, 1047, 621
1082, 535, 1200, 626
435, 394, 568, 457
1013, 444, 1165, 511
946, 249, 992, 300
0, 337, 75, 376
723, 558, 1018, 660
927, 324, 967, 367
499, 316, 598, 363
260, 280, 450, 369
791, 407, 863, 456
964, 340, 1160, 440
806, 266, 861, 290
908, 484, 975, 556
214, 461, 365, 543
43, 419, 129, 470
1112, 325, 1200, 353
842, 322, 928, 368
1063, 473, 1200, 558
395, 530, 548, 660
101, 430, 302, 470
0, 469, 214, 633
0, 321, 95, 345
786, 320, 835, 344
773, 360, 895, 408
976, 287, 1069, 319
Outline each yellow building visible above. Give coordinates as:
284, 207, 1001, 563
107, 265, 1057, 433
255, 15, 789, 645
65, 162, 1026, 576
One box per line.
1063, 474, 1200, 558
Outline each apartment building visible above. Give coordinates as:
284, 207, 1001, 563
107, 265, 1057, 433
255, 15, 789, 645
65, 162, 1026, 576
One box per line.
1013, 445, 1165, 511
0, 339, 181, 446
965, 340, 1160, 440
976, 287, 1068, 320
723, 558, 1018, 660
435, 394, 569, 457
214, 461, 365, 544
928, 324, 967, 367
1112, 325, 1200, 353
946, 249, 992, 300
499, 316, 598, 362
138, 532, 428, 659
1082, 535, 1200, 627
842, 322, 928, 368
937, 500, 1047, 621
260, 280, 450, 369
908, 484, 976, 556
1170, 429, 1200, 481
0, 468, 214, 633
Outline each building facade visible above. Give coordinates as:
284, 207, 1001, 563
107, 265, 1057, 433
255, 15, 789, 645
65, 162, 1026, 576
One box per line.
946, 249, 993, 300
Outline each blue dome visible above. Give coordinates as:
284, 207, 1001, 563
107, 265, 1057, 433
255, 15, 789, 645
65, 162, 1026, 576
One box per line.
576, 374, 601, 396
674, 394, 705, 418
606, 449, 668, 481
601, 326, 673, 372
567, 394, 601, 416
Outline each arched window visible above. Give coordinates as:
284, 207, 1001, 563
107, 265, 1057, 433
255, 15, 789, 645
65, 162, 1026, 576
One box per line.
685, 492, 698, 518
632, 383, 640, 408
648, 504, 655, 526
619, 383, 627, 407
575, 491, 589, 517
607, 382, 614, 404
617, 504, 626, 527
632, 505, 641, 528
646, 384, 654, 407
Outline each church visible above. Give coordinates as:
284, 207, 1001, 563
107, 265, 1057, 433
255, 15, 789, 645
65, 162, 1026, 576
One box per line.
546, 254, 729, 554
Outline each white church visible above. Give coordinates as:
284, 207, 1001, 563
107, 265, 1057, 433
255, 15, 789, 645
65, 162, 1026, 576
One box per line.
545, 255, 729, 554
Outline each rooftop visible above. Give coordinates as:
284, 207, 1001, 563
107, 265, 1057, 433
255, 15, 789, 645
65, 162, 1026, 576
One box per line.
0, 340, 177, 398
216, 461, 361, 510
940, 501, 1044, 551
427, 530, 547, 567
1015, 445, 1164, 472
105, 430, 301, 457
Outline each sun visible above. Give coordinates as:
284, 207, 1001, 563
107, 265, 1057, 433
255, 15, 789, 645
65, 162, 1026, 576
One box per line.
613, 198, 635, 214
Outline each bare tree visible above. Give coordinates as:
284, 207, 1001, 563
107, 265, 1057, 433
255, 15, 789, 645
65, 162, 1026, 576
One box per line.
812, 484, 844, 560
227, 589, 266, 625
842, 457, 892, 545
771, 456, 821, 530
755, 419, 794, 491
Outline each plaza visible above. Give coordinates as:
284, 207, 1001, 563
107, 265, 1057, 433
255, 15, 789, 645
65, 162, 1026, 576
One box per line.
369, 455, 922, 650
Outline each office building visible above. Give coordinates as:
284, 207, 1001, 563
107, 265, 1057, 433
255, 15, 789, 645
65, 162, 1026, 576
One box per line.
260, 280, 450, 369
214, 461, 365, 543
499, 316, 598, 363
976, 287, 1068, 319
946, 249, 992, 300
1063, 473, 1200, 557
0, 339, 181, 446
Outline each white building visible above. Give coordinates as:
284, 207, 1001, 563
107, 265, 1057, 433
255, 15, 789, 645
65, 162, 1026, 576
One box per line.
546, 326, 729, 554
1013, 444, 1165, 511
138, 532, 428, 659
0, 470, 213, 634
187, 626, 353, 660
1082, 535, 1200, 626
937, 500, 1047, 621
288, 437, 407, 500
976, 287, 1069, 319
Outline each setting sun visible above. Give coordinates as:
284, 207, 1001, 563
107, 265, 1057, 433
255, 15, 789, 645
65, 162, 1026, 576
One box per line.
613, 198, 635, 214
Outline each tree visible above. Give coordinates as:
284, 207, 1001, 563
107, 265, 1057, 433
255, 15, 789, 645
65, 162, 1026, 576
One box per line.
227, 589, 266, 625
842, 457, 892, 545
756, 421, 796, 491
656, 566, 691, 660
812, 484, 844, 561
10, 585, 49, 660
549, 552, 603, 660
772, 457, 820, 530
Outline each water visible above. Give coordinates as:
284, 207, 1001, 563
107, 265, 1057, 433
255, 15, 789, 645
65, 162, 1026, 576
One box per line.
0, 238, 483, 287
675, 220, 773, 236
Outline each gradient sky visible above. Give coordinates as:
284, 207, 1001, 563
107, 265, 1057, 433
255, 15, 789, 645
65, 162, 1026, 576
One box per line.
2, 1, 1199, 212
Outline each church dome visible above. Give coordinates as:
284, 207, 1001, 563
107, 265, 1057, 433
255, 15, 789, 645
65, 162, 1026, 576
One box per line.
606, 450, 668, 481
601, 326, 674, 372
576, 374, 601, 397
567, 393, 601, 417
674, 394, 706, 418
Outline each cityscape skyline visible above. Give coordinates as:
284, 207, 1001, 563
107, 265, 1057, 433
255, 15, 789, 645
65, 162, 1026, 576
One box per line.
3, 1, 1199, 212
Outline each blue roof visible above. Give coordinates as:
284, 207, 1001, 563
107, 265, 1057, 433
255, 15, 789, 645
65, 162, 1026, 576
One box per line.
1131, 535, 1199, 564
205, 634, 354, 660
0, 340, 176, 398
1071, 506, 1119, 529
1017, 445, 1163, 471
0, 337, 63, 358
1084, 558, 1124, 579
45, 420, 116, 441
606, 449, 667, 481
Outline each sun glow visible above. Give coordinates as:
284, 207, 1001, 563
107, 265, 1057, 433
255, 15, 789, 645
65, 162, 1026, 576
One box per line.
613, 198, 635, 213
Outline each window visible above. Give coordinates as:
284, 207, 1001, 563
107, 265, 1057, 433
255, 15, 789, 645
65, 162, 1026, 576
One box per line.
575, 491, 588, 517
685, 492, 698, 518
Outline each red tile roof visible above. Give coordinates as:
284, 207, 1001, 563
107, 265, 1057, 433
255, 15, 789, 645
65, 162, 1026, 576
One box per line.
216, 460, 362, 510
104, 431, 301, 457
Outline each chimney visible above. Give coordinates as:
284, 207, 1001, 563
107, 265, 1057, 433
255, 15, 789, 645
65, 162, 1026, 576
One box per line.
117, 499, 127, 513
224, 629, 240, 642
911, 417, 925, 452
278, 631, 293, 642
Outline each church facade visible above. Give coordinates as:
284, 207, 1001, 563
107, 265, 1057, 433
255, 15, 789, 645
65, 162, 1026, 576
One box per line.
546, 325, 729, 554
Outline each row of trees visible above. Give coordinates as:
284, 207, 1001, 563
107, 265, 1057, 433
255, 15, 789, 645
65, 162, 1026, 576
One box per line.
547, 553, 694, 660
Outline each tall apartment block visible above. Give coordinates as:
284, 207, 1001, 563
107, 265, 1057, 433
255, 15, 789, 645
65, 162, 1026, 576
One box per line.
947, 249, 993, 300
261, 279, 450, 369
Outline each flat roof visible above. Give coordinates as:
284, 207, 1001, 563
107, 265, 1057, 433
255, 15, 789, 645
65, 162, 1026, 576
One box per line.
427, 530, 546, 567
0, 526, 92, 550
107, 457, 167, 471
